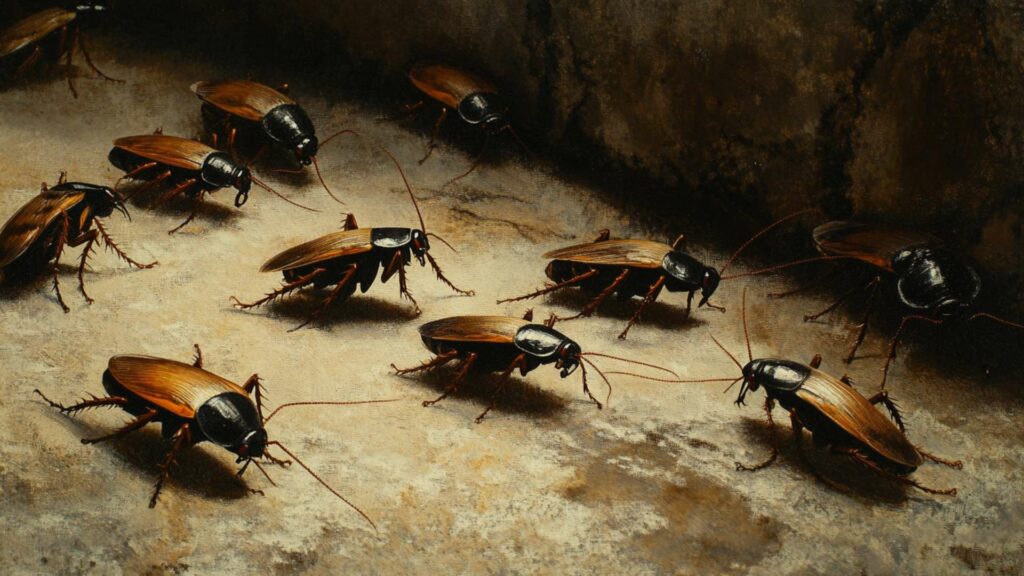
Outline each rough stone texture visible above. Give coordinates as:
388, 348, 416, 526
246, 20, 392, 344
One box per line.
1, 21, 1023, 575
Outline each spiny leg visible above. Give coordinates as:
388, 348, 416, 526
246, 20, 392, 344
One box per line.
74, 231, 98, 304
847, 449, 956, 496
94, 219, 157, 269
423, 352, 477, 407
396, 259, 421, 314
803, 274, 871, 322
232, 267, 326, 310
135, 170, 173, 202
81, 409, 158, 444
914, 446, 963, 470
75, 28, 122, 84
192, 344, 203, 368
845, 275, 881, 364
14, 45, 43, 79
154, 178, 198, 207
618, 276, 666, 340
593, 229, 611, 242
58, 26, 77, 98
425, 251, 474, 296
867, 390, 905, 432
150, 424, 192, 508
51, 211, 71, 313
792, 413, 849, 493
168, 190, 206, 235
392, 350, 460, 376
475, 354, 527, 423
290, 264, 358, 331
34, 389, 127, 415
380, 250, 403, 283
880, 315, 943, 389
419, 107, 448, 164
736, 397, 779, 471
809, 354, 822, 369
497, 269, 599, 304
556, 268, 630, 322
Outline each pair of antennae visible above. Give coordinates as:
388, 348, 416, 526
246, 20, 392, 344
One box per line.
718, 208, 821, 278
575, 352, 682, 406
443, 124, 534, 187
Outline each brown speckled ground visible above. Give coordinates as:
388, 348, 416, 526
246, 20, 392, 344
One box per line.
0, 37, 1022, 576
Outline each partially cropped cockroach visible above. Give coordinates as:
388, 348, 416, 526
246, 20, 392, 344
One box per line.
0, 172, 154, 311
392, 310, 676, 422
405, 62, 530, 179
34, 344, 398, 528
108, 132, 315, 233
666, 290, 961, 496
192, 79, 352, 204
0, 2, 121, 98
232, 157, 473, 329
498, 210, 815, 339
757, 221, 1024, 386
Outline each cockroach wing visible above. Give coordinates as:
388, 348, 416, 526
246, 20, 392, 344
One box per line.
261, 228, 374, 272
543, 239, 671, 269
813, 221, 938, 272
0, 8, 75, 57
409, 63, 498, 110
191, 80, 295, 121
0, 190, 84, 268
796, 369, 923, 469
419, 315, 528, 344
113, 135, 213, 171
108, 355, 248, 419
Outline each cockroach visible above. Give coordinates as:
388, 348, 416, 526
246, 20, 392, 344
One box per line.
391, 309, 677, 422
108, 132, 316, 233
746, 221, 1024, 386
231, 154, 474, 330
34, 344, 399, 528
497, 210, 816, 339
658, 290, 961, 496
0, 2, 121, 98
192, 79, 354, 204
405, 62, 530, 181
0, 172, 154, 312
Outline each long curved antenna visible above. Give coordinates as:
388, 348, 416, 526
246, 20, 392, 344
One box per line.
580, 356, 614, 407
721, 255, 853, 280
444, 134, 489, 188
262, 399, 403, 425
318, 128, 361, 150
250, 175, 319, 212
579, 352, 678, 377
709, 335, 744, 371
252, 459, 277, 486
719, 208, 820, 275
741, 288, 752, 363
426, 233, 459, 253
602, 372, 738, 383
969, 312, 1024, 330
312, 156, 345, 205
505, 125, 535, 159
722, 376, 744, 394
266, 441, 377, 531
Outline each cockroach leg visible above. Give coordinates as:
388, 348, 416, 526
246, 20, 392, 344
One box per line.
419, 107, 448, 164
557, 269, 629, 323
497, 269, 599, 304
791, 412, 849, 493
380, 250, 403, 283
74, 28, 122, 83
134, 170, 173, 203
618, 275, 666, 340
425, 251, 474, 296
73, 230, 99, 304
232, 268, 326, 310
736, 397, 779, 472
839, 374, 853, 386
34, 389, 127, 415
261, 449, 292, 468
475, 354, 527, 423
168, 190, 206, 235
290, 265, 358, 331
342, 213, 359, 231
51, 211, 71, 313
423, 352, 477, 408
867, 390, 905, 432
192, 344, 203, 368
809, 354, 822, 369
847, 449, 956, 496
14, 45, 43, 79
845, 276, 881, 364
56, 26, 78, 99
397, 260, 421, 315
914, 446, 963, 470
81, 409, 158, 444
94, 219, 157, 269
150, 424, 192, 508
593, 229, 611, 242
803, 276, 869, 322
671, 234, 686, 251
392, 351, 460, 376
880, 315, 944, 388
154, 178, 198, 207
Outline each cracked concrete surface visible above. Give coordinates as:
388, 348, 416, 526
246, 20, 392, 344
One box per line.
1, 30, 1023, 576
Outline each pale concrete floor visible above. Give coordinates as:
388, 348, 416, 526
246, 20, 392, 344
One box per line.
0, 36, 1022, 576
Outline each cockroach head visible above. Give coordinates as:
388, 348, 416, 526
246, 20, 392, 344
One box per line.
698, 267, 721, 308
554, 340, 582, 378
72, 2, 109, 26
294, 136, 319, 165
85, 184, 129, 220
736, 360, 761, 406
410, 229, 430, 265
233, 429, 268, 462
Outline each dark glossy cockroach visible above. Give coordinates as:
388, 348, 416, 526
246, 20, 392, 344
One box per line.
0, 2, 121, 98
231, 155, 474, 330
405, 62, 530, 181
192, 79, 356, 204
0, 172, 154, 311
391, 309, 677, 422
34, 344, 399, 528
652, 290, 961, 496
497, 210, 816, 339
744, 220, 1024, 386
108, 132, 316, 233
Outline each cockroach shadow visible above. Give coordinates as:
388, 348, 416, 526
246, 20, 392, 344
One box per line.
411, 368, 568, 420
252, 291, 422, 328
545, 288, 707, 331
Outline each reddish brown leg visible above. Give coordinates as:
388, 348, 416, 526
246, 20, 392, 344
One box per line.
557, 269, 630, 322
150, 424, 192, 508
232, 267, 326, 310
475, 354, 528, 423
51, 211, 71, 312
342, 213, 359, 231
914, 446, 963, 470
419, 107, 448, 164
809, 354, 822, 369
845, 276, 881, 364
81, 409, 158, 444
880, 315, 944, 388
392, 350, 460, 376
290, 264, 358, 331
94, 219, 157, 269
423, 352, 477, 407
671, 234, 686, 251
803, 276, 872, 322
618, 275, 666, 340
497, 269, 599, 304
593, 229, 611, 242
792, 414, 851, 493
868, 390, 905, 432
241, 373, 267, 421
34, 389, 127, 415
168, 190, 206, 234
75, 29, 122, 83
74, 231, 98, 304
380, 250, 404, 283
57, 26, 78, 98
736, 397, 779, 471
134, 170, 173, 202
190, 344, 203, 368
396, 260, 421, 315
425, 251, 474, 296
14, 45, 43, 79
847, 449, 956, 496
154, 178, 198, 207
116, 161, 160, 195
